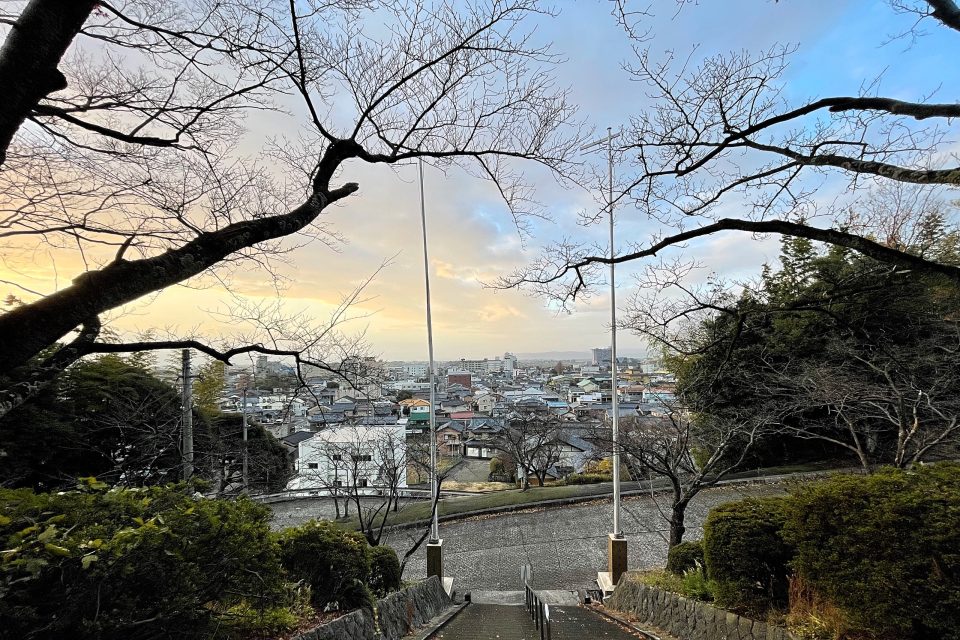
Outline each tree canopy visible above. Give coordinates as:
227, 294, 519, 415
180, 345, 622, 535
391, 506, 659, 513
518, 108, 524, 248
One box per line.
510, 1, 960, 304
0, 0, 583, 417
659, 233, 960, 472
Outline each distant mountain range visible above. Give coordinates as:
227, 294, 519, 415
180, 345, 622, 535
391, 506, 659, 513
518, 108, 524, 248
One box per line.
384, 347, 651, 365
514, 348, 649, 361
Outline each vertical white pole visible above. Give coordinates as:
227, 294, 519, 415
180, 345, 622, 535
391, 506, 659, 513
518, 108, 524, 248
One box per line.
608, 128, 622, 538
181, 349, 194, 481
242, 386, 249, 493
419, 158, 440, 543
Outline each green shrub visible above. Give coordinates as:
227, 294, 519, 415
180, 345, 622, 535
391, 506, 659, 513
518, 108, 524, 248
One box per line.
703, 496, 793, 616
489, 457, 505, 474
632, 568, 714, 602
666, 540, 704, 575
561, 472, 611, 485
0, 482, 286, 640
278, 520, 371, 611
368, 545, 402, 597
634, 569, 685, 593
783, 464, 960, 639
681, 568, 715, 601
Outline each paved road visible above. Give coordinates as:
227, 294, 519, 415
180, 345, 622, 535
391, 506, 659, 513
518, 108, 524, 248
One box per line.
270, 483, 785, 591
386, 484, 785, 591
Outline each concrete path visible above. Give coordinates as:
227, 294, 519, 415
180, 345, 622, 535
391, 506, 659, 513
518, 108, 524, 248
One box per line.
446, 458, 494, 483
550, 607, 650, 639
426, 603, 648, 640
429, 604, 537, 640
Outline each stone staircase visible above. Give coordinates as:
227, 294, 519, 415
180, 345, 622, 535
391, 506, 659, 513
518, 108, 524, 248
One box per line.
427, 589, 647, 640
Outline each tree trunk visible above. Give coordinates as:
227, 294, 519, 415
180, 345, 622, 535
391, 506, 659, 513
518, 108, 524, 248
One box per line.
668, 500, 690, 547
0, 0, 97, 165
0, 182, 356, 376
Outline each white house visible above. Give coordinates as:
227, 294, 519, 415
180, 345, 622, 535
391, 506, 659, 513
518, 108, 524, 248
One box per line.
475, 392, 501, 414
289, 424, 407, 491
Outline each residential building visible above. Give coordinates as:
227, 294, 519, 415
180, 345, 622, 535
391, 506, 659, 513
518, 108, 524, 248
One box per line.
401, 362, 429, 377
290, 424, 407, 490
436, 421, 465, 456
399, 397, 431, 424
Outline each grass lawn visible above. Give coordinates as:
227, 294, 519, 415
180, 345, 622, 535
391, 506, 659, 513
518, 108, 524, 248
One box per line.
336, 458, 850, 532
337, 482, 612, 531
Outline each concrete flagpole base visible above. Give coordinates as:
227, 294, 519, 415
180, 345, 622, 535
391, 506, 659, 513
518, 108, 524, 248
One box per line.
598, 533, 628, 596
427, 539, 444, 579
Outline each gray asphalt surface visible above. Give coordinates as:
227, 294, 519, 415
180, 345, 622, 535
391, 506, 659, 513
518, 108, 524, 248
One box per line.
269, 483, 785, 591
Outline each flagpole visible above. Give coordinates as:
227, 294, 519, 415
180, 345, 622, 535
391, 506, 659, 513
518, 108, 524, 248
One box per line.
418, 158, 440, 543
582, 127, 627, 590
419, 160, 443, 582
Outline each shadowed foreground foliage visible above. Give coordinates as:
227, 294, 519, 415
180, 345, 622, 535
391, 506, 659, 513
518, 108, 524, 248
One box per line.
0, 482, 402, 640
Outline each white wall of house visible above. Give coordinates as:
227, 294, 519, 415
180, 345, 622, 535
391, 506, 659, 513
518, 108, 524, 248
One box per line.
290, 424, 407, 490
476, 394, 499, 413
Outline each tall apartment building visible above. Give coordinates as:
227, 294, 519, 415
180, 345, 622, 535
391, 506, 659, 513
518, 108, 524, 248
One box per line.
591, 347, 612, 366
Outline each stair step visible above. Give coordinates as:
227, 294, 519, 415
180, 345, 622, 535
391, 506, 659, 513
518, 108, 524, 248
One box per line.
429, 600, 647, 640
431, 604, 538, 640
468, 590, 579, 606
469, 591, 525, 605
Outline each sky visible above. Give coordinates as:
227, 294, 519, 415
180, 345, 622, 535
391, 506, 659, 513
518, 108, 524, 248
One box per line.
3, 0, 959, 362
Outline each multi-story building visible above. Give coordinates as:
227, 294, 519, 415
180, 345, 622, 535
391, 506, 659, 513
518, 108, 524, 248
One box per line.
401, 362, 429, 377
446, 368, 472, 388
591, 347, 612, 366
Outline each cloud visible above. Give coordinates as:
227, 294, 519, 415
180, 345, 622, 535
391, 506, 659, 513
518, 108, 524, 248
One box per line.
2, 0, 931, 361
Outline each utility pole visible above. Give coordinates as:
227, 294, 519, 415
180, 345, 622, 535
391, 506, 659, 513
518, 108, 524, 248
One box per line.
181, 349, 194, 481
582, 126, 627, 591
242, 385, 249, 493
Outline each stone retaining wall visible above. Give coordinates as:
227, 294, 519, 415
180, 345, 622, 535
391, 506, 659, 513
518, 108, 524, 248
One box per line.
291, 576, 451, 640
294, 607, 376, 640
607, 573, 798, 640
377, 574, 451, 640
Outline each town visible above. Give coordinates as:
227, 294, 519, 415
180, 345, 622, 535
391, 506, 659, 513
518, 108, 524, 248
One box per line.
212, 351, 675, 494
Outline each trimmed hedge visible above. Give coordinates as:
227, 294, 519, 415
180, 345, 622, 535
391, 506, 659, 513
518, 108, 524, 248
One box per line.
561, 472, 611, 485
782, 464, 960, 639
666, 539, 704, 575
368, 545, 402, 598
702, 464, 960, 639
703, 496, 793, 616
277, 520, 372, 611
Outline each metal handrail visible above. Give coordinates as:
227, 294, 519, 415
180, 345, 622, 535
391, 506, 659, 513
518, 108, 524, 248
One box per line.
521, 565, 551, 640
